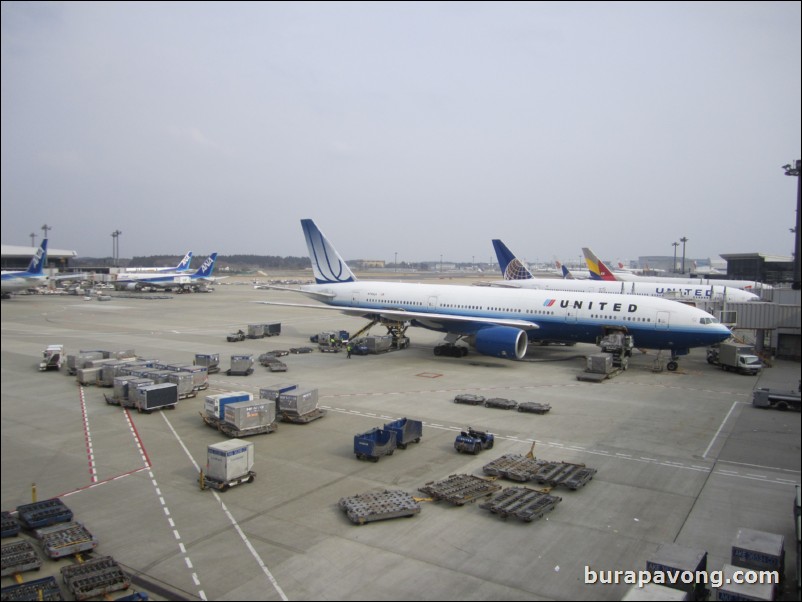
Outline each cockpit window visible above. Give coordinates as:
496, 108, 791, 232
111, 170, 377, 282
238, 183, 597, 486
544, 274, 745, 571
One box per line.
699, 317, 720, 325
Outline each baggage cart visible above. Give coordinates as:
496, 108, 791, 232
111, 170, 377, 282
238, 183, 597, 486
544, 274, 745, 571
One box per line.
35, 521, 98, 559
16, 498, 73, 530
383, 418, 422, 449
0, 576, 62, 601
338, 490, 421, 525
354, 428, 397, 461
0, 540, 42, 576
1, 511, 20, 538
60, 555, 130, 601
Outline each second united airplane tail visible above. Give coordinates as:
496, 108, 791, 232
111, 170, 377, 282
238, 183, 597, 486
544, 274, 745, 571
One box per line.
492, 239, 534, 280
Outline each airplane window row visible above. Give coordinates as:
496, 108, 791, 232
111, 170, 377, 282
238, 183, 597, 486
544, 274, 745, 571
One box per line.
699, 317, 719, 324
591, 314, 652, 322
385, 300, 423, 306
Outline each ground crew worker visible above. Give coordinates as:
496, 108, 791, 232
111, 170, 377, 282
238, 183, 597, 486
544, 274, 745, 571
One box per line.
346, 342, 352, 359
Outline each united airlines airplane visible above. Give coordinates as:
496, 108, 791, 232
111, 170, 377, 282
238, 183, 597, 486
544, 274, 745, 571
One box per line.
1, 239, 48, 295
260, 220, 731, 370
492, 240, 759, 304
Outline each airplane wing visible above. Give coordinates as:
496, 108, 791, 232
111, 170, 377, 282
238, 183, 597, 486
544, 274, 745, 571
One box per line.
256, 301, 539, 331
256, 285, 335, 301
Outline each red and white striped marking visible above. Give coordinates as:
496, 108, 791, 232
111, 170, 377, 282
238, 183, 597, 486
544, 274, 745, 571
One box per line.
78, 387, 97, 483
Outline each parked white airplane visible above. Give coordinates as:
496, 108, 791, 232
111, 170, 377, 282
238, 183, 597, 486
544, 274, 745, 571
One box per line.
492, 240, 759, 304
121, 251, 193, 273
1, 239, 48, 295
259, 220, 731, 370
114, 253, 218, 291
583, 248, 772, 291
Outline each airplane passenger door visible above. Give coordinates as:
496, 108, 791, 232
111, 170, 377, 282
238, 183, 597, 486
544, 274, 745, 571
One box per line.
428, 296, 438, 310
564, 309, 578, 323
351, 290, 361, 306
655, 311, 670, 330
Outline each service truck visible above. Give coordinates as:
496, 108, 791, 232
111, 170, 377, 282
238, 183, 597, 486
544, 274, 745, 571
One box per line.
706, 342, 762, 375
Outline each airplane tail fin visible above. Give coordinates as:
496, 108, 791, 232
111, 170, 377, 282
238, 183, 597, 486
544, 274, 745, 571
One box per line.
301, 219, 356, 284
582, 247, 619, 281
492, 240, 534, 280
194, 253, 217, 278
560, 264, 574, 279
28, 239, 48, 275
175, 251, 193, 272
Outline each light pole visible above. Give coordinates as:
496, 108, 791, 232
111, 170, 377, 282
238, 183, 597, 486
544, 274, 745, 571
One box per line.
111, 230, 122, 267
41, 224, 52, 240
783, 160, 801, 290
394, 251, 397, 272
672, 242, 679, 273
680, 237, 688, 274
440, 254, 443, 273
30, 232, 36, 247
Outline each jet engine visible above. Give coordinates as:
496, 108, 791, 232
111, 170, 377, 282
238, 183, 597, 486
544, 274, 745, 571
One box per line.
470, 326, 528, 359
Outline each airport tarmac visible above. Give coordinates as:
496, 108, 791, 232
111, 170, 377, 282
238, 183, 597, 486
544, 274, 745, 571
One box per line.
1, 279, 799, 601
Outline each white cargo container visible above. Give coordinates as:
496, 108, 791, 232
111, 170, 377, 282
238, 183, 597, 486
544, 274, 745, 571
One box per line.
206, 439, 254, 482
205, 391, 252, 420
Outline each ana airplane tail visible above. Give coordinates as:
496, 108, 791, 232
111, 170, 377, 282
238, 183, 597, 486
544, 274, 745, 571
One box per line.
582, 247, 619, 281
175, 251, 193, 272
492, 240, 534, 280
301, 219, 356, 284
28, 239, 48, 275
194, 253, 217, 278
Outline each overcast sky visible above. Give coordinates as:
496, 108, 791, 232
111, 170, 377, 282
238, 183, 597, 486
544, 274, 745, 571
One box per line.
2, 2, 800, 266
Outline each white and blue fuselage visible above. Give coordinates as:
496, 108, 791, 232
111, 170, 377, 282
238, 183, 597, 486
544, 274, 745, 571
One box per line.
300, 280, 731, 352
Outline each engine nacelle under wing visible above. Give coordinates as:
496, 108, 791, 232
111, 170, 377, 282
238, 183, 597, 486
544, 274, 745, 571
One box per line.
470, 326, 528, 360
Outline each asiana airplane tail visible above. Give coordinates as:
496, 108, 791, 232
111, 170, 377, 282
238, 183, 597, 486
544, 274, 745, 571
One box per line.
582, 247, 619, 281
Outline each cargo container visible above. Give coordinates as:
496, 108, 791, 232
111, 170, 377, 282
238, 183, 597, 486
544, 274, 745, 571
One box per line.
76, 367, 102, 385
194, 353, 220, 374
278, 388, 319, 416
220, 400, 277, 437
731, 528, 785, 579
260, 383, 298, 401
227, 354, 254, 376
205, 391, 252, 422
646, 543, 708, 598
621, 584, 689, 600
174, 364, 209, 390
133, 383, 178, 412
715, 563, 776, 601
167, 371, 196, 399
203, 439, 255, 490
587, 353, 613, 374
263, 322, 282, 337
110, 376, 154, 406
247, 324, 266, 339
352, 335, 393, 355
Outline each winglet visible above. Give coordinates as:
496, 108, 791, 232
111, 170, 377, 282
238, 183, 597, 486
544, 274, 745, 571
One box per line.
301, 219, 356, 284
492, 239, 533, 280
582, 247, 619, 281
